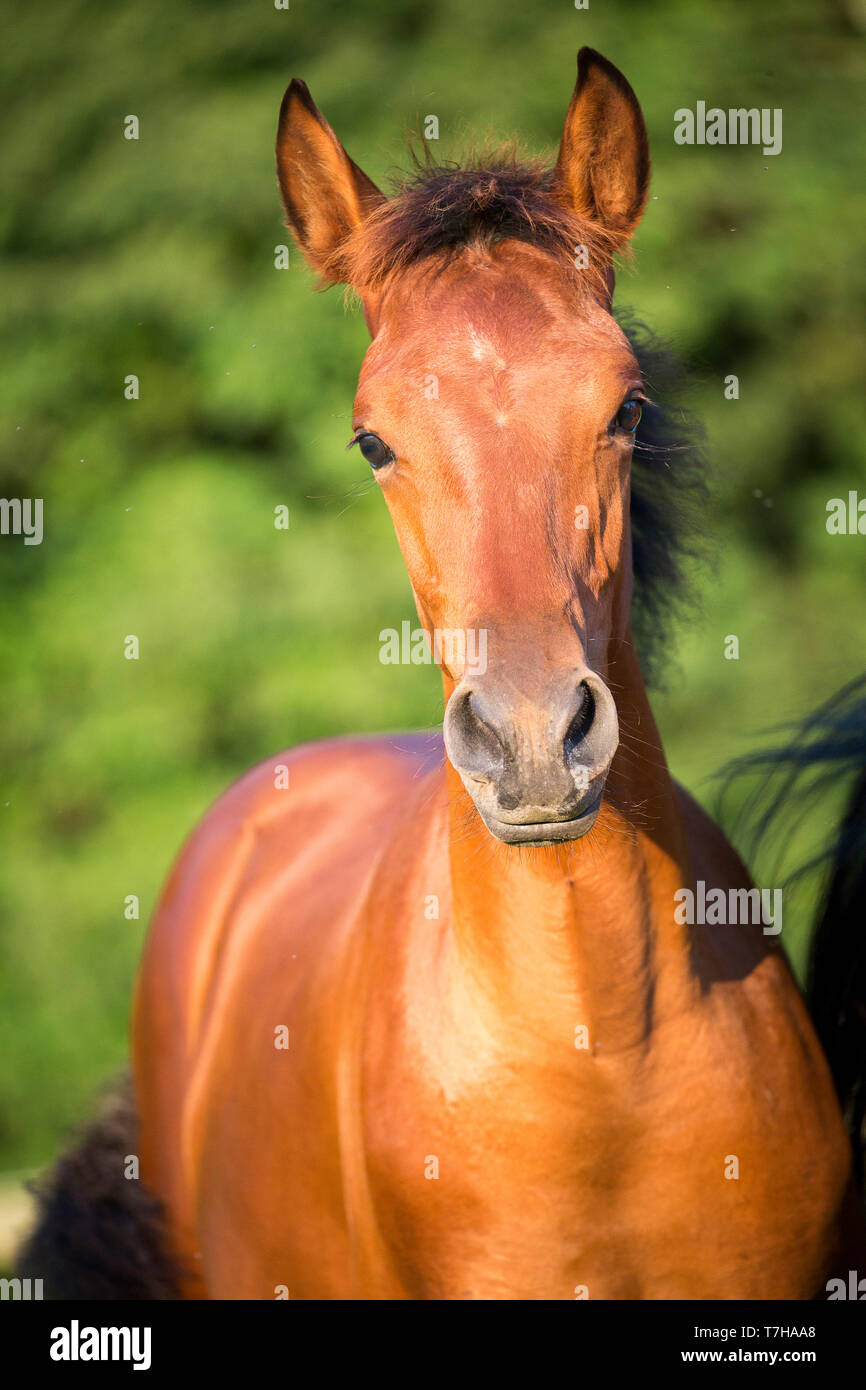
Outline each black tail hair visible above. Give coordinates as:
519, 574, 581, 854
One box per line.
724, 674, 866, 1188
16, 1074, 184, 1299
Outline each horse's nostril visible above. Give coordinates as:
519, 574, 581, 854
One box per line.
564, 681, 595, 752
466, 694, 507, 760
444, 686, 506, 782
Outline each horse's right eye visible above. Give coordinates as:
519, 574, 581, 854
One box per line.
351, 432, 395, 470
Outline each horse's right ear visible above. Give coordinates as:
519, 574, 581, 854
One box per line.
276, 79, 385, 283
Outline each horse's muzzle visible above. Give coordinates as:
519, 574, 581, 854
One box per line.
443, 671, 619, 844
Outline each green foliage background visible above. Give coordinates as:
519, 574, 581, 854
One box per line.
1, 0, 865, 1176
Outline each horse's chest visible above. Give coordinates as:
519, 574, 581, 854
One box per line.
362, 1002, 850, 1299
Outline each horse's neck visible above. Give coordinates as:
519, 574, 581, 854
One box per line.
444, 644, 700, 1053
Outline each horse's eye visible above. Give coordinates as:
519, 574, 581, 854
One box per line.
352, 432, 395, 469
613, 399, 643, 434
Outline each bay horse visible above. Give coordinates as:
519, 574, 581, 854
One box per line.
21, 48, 866, 1300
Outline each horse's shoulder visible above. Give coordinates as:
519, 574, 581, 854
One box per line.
138, 732, 441, 974
671, 778, 752, 887
671, 778, 802, 997
201, 730, 441, 826
134, 732, 443, 1107
175, 729, 439, 856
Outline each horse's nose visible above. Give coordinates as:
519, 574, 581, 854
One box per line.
443, 673, 619, 840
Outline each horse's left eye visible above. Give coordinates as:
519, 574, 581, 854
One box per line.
613, 399, 642, 434
350, 431, 395, 469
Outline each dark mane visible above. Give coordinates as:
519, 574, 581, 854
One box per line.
332, 153, 708, 686
619, 315, 709, 686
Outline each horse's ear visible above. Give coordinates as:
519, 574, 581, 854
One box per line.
276, 79, 385, 282
553, 48, 650, 242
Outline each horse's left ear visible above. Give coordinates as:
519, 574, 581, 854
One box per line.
276, 78, 385, 283
553, 48, 650, 243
